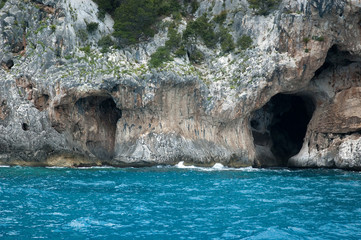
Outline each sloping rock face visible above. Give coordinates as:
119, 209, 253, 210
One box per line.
1, 0, 361, 169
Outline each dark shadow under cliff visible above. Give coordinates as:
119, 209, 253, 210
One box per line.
251, 93, 315, 167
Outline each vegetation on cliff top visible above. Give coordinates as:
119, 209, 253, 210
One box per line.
93, 0, 198, 44
92, 0, 254, 69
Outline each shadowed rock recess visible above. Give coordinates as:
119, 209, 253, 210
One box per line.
2, 0, 361, 169
251, 94, 315, 167
73, 96, 121, 160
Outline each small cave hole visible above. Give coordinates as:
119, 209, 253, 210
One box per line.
250, 93, 315, 167
22, 123, 29, 131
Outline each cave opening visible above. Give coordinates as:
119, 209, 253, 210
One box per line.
73, 96, 121, 160
22, 123, 29, 131
315, 45, 359, 77
251, 93, 315, 167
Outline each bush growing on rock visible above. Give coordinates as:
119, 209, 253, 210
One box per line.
219, 27, 235, 53
237, 35, 253, 50
93, 0, 183, 44
50, 24, 56, 33
0, 0, 7, 9
149, 47, 172, 68
98, 35, 114, 48
98, 35, 114, 52
247, 0, 281, 15
183, 14, 217, 48
303, 37, 310, 45
175, 46, 186, 57
312, 36, 324, 42
112, 0, 158, 44
214, 10, 227, 24
189, 49, 204, 64
77, 29, 88, 42
182, 0, 199, 14
86, 22, 99, 33
79, 45, 91, 54
149, 23, 181, 68
92, 0, 119, 14
97, 9, 106, 21
165, 24, 182, 50
191, 0, 199, 13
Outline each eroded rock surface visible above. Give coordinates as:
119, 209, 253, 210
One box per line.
1, 0, 361, 169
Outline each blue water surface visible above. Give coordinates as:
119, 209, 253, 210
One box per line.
1, 165, 361, 239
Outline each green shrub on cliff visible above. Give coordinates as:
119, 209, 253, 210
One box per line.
219, 27, 235, 53
237, 35, 253, 50
183, 14, 217, 48
77, 29, 88, 42
112, 0, 158, 44
93, 0, 184, 44
149, 23, 181, 68
165, 24, 182, 50
190, 0, 199, 13
86, 22, 99, 33
247, 0, 281, 15
98, 35, 114, 52
0, 0, 7, 9
149, 47, 172, 68
189, 49, 204, 64
312, 36, 324, 42
175, 46, 186, 57
214, 10, 227, 24
79, 45, 91, 54
50, 24, 56, 33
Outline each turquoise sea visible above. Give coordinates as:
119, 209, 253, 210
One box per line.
1, 163, 361, 239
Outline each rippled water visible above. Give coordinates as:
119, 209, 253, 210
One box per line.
1, 164, 361, 239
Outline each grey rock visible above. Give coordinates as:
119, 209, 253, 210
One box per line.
0, 0, 361, 169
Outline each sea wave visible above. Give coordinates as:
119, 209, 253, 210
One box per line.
174, 161, 259, 172
45, 166, 67, 169
77, 166, 115, 169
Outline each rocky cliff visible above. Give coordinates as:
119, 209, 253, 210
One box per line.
1, 0, 361, 169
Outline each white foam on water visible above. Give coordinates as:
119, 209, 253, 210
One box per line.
174, 162, 263, 172
0, 165, 10, 168
175, 161, 197, 169
69, 219, 87, 229
69, 217, 122, 231
45, 165, 116, 170
77, 166, 115, 169
52, 212, 69, 216
7, 230, 20, 236
212, 163, 225, 169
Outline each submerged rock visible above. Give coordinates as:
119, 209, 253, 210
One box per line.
1, 0, 361, 169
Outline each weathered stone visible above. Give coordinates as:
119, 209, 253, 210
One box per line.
0, 0, 361, 169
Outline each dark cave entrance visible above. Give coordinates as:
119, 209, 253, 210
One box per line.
251, 93, 315, 167
73, 96, 122, 160
314, 45, 358, 78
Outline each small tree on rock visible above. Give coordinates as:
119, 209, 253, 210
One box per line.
247, 0, 281, 15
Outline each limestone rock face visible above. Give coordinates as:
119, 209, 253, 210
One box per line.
1, 0, 361, 169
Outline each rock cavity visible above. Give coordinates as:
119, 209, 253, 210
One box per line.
251, 93, 315, 167
51, 95, 121, 161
